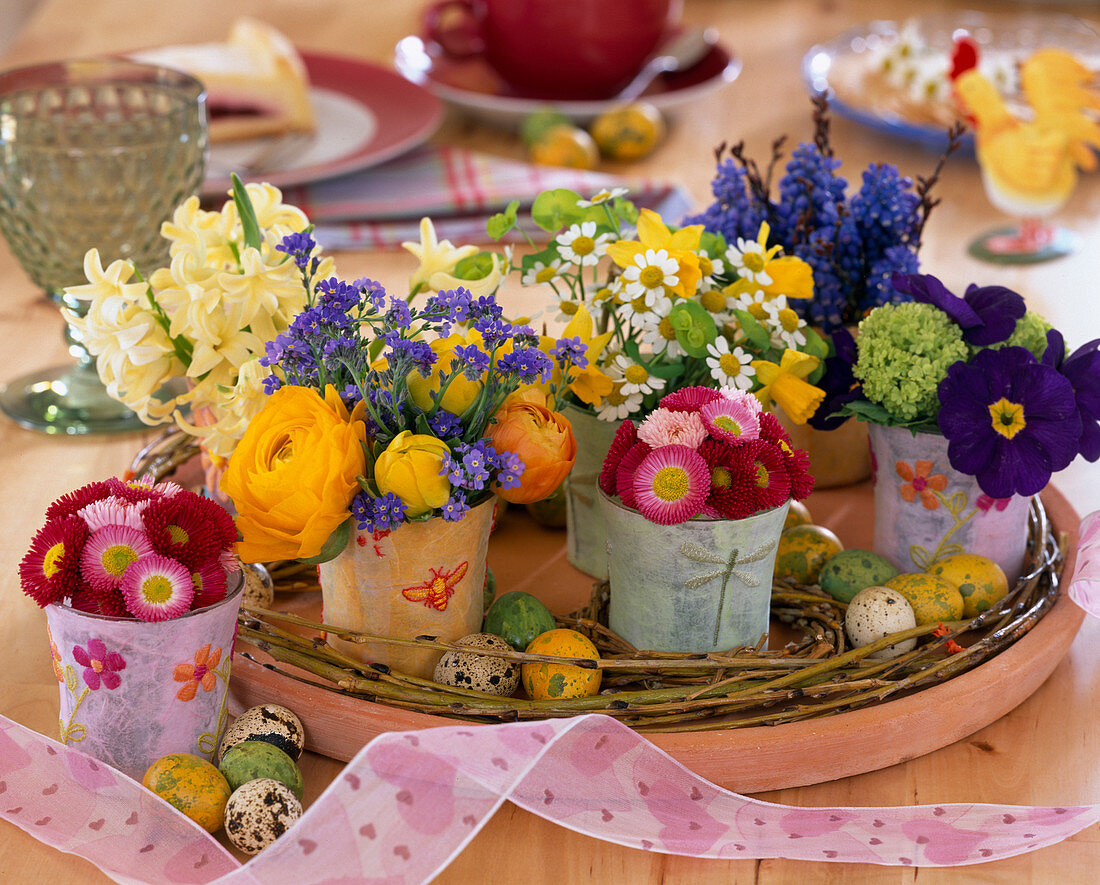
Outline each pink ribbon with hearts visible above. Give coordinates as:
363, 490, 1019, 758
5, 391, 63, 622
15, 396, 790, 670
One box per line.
1, 510, 1098, 883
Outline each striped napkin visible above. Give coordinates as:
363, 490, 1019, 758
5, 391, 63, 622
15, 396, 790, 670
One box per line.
279, 145, 693, 249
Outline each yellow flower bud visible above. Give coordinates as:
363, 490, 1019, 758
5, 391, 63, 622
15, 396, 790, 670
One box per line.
374, 431, 452, 518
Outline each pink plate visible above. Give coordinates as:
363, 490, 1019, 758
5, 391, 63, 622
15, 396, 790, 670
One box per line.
394, 33, 741, 128
202, 51, 443, 197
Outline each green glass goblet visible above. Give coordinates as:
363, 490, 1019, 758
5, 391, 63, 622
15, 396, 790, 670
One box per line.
0, 59, 207, 434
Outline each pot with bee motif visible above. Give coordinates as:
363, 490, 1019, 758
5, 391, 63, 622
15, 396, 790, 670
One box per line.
317, 497, 495, 679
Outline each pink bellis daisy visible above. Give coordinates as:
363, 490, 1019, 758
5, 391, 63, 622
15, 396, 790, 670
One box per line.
142, 494, 223, 569
631, 445, 710, 525
660, 386, 723, 413
19, 516, 89, 606
121, 553, 195, 621
190, 561, 229, 609
615, 441, 653, 510
80, 525, 155, 591
599, 420, 639, 496
700, 397, 761, 444
78, 497, 149, 532
44, 481, 112, 521
637, 407, 707, 449
698, 438, 756, 520
740, 439, 793, 514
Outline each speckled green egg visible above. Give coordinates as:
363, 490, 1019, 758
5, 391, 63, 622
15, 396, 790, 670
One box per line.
224, 778, 302, 856
483, 590, 557, 651
819, 549, 899, 603
433, 632, 521, 696
774, 525, 844, 585
219, 703, 304, 762
218, 740, 303, 799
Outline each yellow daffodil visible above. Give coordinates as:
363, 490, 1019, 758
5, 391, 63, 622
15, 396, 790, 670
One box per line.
726, 221, 814, 300
428, 251, 508, 298
535, 304, 614, 407
607, 208, 703, 297
751, 349, 825, 424
402, 217, 479, 295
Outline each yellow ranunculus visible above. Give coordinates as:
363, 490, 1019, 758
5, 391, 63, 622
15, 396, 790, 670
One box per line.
223, 385, 366, 562
406, 331, 484, 415
374, 431, 452, 518
488, 393, 576, 504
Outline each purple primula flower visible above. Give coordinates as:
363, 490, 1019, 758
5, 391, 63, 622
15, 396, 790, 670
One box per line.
807, 326, 863, 431
891, 273, 1026, 346
1043, 329, 1100, 462
937, 346, 1081, 498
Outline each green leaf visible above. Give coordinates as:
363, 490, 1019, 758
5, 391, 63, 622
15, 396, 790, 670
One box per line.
731, 309, 771, 352
230, 173, 262, 252
298, 518, 354, 566
802, 326, 829, 360
520, 244, 561, 274
612, 197, 638, 225
486, 200, 520, 240
669, 301, 717, 358
698, 230, 727, 257
531, 188, 583, 233
621, 339, 642, 363
453, 251, 495, 281
647, 361, 684, 381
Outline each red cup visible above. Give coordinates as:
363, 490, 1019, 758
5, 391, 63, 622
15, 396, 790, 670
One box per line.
424, 0, 680, 100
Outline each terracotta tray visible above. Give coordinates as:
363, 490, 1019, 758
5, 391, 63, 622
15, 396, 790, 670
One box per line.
229, 484, 1083, 792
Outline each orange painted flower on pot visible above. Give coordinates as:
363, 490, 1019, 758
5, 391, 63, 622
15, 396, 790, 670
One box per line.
488, 390, 576, 504
896, 459, 948, 510
173, 643, 222, 702
223, 384, 367, 562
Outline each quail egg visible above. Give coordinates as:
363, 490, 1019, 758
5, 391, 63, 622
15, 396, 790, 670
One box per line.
433, 632, 520, 696
223, 778, 302, 855
219, 703, 305, 762
844, 585, 918, 660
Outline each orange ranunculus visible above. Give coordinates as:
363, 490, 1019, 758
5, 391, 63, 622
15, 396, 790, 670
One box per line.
223, 385, 367, 562
488, 393, 577, 504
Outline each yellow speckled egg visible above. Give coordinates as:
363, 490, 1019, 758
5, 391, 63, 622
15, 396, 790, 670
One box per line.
142, 753, 232, 833
774, 524, 844, 585
783, 499, 813, 532
885, 572, 965, 625
927, 554, 1009, 618
522, 629, 602, 700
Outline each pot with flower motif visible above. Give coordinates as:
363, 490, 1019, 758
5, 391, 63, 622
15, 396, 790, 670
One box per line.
318, 497, 495, 679
600, 490, 789, 653
868, 422, 1030, 583
43, 573, 242, 780
563, 402, 619, 578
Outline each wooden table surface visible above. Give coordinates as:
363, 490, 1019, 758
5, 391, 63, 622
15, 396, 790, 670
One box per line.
1, 0, 1099, 882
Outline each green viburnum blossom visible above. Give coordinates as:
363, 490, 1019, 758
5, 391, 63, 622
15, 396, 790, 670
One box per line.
853, 302, 969, 424
989, 310, 1055, 361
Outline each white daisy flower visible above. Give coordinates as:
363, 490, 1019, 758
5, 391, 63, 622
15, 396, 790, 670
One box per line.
731, 287, 772, 322
610, 354, 666, 397
621, 248, 680, 304
577, 187, 628, 208
639, 311, 683, 358
553, 297, 584, 325
705, 336, 756, 390
521, 257, 566, 287
696, 253, 725, 293
617, 286, 671, 330
726, 239, 773, 286
595, 383, 643, 422
556, 221, 611, 267
762, 296, 808, 349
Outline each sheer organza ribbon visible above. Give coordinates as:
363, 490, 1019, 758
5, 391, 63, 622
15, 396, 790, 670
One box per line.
1, 511, 1098, 884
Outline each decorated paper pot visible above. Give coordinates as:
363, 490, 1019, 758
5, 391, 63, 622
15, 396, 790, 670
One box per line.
601, 490, 790, 653
868, 422, 1030, 583
43, 574, 243, 780
318, 496, 495, 678
563, 403, 619, 579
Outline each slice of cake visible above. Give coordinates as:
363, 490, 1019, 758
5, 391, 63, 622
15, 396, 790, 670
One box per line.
131, 18, 316, 143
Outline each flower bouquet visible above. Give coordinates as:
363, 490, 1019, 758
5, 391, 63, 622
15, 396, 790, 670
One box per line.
222, 228, 580, 676
596, 385, 814, 652
486, 187, 828, 575
827, 271, 1100, 580
19, 477, 242, 778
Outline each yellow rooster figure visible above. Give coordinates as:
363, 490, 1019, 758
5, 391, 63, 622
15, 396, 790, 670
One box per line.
951, 42, 1100, 260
